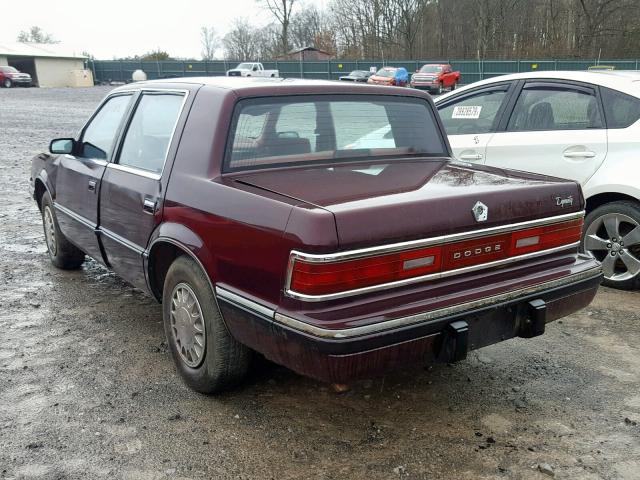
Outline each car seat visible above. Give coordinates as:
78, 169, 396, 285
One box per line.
527, 102, 555, 130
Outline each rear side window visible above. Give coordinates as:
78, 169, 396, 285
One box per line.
117, 93, 184, 174
225, 95, 447, 171
507, 86, 603, 131
600, 87, 640, 128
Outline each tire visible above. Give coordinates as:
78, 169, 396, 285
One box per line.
163, 256, 251, 393
451, 82, 457, 91
437, 83, 444, 95
40, 192, 85, 269
3, 78, 12, 88
582, 200, 640, 290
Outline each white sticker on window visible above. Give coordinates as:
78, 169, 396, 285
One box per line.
452, 105, 482, 119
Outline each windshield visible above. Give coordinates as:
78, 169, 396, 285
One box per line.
375, 68, 396, 78
420, 65, 443, 74
225, 95, 447, 172
0, 66, 18, 73
237, 63, 256, 70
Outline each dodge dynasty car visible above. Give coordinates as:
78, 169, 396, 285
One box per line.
30, 77, 602, 393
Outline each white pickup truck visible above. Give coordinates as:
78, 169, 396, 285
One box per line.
226, 62, 279, 78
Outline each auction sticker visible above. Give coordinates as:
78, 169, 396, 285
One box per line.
452, 105, 482, 119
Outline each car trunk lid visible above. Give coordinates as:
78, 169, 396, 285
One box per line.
234, 159, 583, 249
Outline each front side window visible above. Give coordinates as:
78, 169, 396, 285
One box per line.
600, 87, 640, 129
81, 94, 132, 160
225, 95, 447, 171
438, 89, 508, 135
507, 86, 603, 131
117, 93, 184, 174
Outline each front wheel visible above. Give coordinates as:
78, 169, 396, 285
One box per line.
40, 192, 85, 269
3, 78, 12, 88
437, 83, 444, 95
582, 201, 640, 289
163, 256, 251, 393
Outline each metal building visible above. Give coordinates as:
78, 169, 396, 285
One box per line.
0, 42, 93, 87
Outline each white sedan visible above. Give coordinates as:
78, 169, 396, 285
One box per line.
435, 71, 640, 289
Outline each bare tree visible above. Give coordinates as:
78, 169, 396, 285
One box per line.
17, 26, 58, 44
223, 19, 261, 61
259, 0, 297, 54
201, 26, 219, 60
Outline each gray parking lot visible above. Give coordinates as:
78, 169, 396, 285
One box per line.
0, 87, 639, 480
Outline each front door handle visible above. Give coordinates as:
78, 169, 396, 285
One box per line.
88, 180, 97, 192
459, 153, 483, 161
563, 150, 596, 159
143, 198, 157, 215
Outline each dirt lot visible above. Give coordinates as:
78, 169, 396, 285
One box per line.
0, 86, 639, 480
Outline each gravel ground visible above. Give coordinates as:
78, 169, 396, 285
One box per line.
0, 86, 639, 480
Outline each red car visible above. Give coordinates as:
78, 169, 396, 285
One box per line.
30, 78, 601, 393
367, 66, 409, 87
411, 63, 460, 94
0, 65, 32, 88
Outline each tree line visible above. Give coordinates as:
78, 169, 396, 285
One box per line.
218, 0, 640, 60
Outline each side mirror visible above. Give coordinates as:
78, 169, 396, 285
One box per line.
49, 138, 75, 155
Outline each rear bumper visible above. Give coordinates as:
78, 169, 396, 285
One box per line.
216, 263, 602, 383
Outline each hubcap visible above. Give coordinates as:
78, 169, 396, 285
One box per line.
43, 206, 57, 256
584, 212, 640, 282
170, 283, 206, 368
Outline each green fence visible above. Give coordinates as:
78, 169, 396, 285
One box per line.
91, 59, 640, 85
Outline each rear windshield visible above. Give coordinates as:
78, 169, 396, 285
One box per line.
224, 95, 447, 172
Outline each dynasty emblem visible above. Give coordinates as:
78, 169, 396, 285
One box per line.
472, 201, 488, 222
555, 195, 574, 208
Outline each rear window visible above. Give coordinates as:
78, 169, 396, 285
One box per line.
600, 87, 640, 129
224, 95, 447, 172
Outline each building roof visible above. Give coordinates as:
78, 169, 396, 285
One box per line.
0, 42, 87, 59
285, 46, 333, 56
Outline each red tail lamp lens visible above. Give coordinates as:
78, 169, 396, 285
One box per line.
288, 219, 583, 297
290, 246, 442, 296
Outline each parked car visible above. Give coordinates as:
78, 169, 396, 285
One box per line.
367, 67, 409, 87
0, 66, 32, 88
435, 70, 640, 289
30, 77, 601, 393
411, 64, 460, 94
339, 70, 372, 82
226, 62, 279, 78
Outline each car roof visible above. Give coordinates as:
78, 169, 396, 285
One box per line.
112, 76, 433, 99
436, 70, 640, 101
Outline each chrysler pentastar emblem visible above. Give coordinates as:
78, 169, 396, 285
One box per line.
472, 201, 488, 222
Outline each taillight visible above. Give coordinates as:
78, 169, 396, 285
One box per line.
287, 218, 583, 298
390, 78, 396, 86
290, 246, 441, 296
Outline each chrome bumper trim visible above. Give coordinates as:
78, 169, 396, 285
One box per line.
274, 266, 602, 339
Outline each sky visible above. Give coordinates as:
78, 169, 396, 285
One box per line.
3, 0, 327, 60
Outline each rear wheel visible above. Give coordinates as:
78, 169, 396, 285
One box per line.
451, 82, 457, 91
40, 192, 85, 269
583, 201, 640, 290
3, 78, 12, 88
163, 256, 251, 393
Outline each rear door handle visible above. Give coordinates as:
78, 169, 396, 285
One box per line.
88, 180, 97, 192
459, 153, 483, 161
563, 150, 596, 159
143, 198, 157, 214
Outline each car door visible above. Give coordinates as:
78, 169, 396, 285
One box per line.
437, 83, 514, 164
54, 93, 134, 263
484, 81, 607, 183
98, 90, 188, 290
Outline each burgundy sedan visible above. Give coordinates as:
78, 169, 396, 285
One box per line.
30, 77, 601, 393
